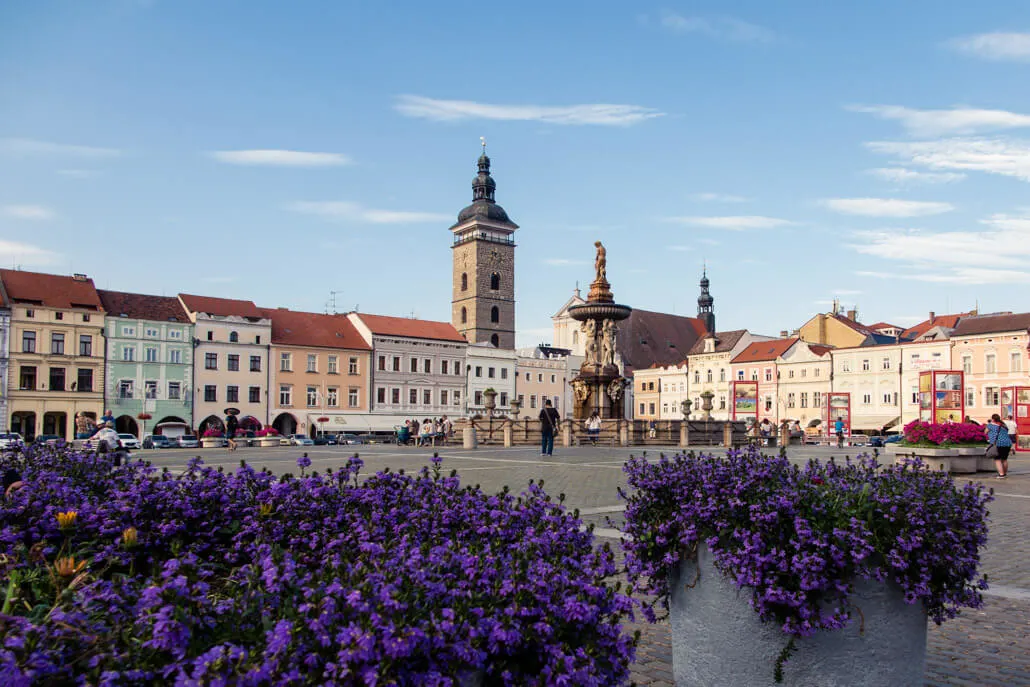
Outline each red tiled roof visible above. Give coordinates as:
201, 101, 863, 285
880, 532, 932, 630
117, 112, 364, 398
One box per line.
687, 329, 749, 356
951, 313, 1030, 337
829, 313, 876, 335
355, 313, 466, 343
617, 309, 707, 373
731, 337, 798, 364
179, 293, 263, 319
260, 308, 370, 350
901, 312, 972, 340
98, 290, 189, 323
867, 322, 901, 331
808, 344, 833, 357
0, 269, 102, 310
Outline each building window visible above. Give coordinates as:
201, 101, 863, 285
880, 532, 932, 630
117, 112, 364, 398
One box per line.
348, 357, 360, 375
788, 369, 795, 379
410, 358, 418, 373
393, 356, 401, 372
966, 387, 975, 408
882, 392, 893, 405
461, 273, 468, 291
737, 370, 744, 381
862, 359, 870, 371
280, 385, 292, 406
55, 312, 64, 321
307, 354, 318, 373
123, 347, 135, 362
226, 386, 239, 403
22, 331, 35, 353
140, 347, 155, 363
985, 387, 999, 406
490, 273, 500, 290
423, 389, 431, 405
144, 380, 157, 399
229, 331, 239, 343
787, 393, 795, 408
455, 363, 461, 376
961, 355, 972, 374
706, 370, 713, 383
118, 380, 133, 399
694, 371, 700, 384
307, 386, 318, 406
25, 309, 34, 318
453, 390, 461, 405
78, 335, 92, 356
19, 366, 36, 390
750, 369, 758, 381
76, 368, 92, 393
249, 386, 261, 403
475, 366, 482, 378
490, 306, 499, 323
255, 336, 261, 344
639, 403, 645, 415
377, 388, 386, 404
814, 368, 820, 377
985, 354, 996, 374
378, 356, 386, 371
327, 387, 338, 407
169, 349, 182, 364
441, 389, 449, 405
206, 331, 213, 341
51, 333, 65, 355
649, 402, 656, 415
719, 369, 726, 382
391, 388, 400, 404
841, 360, 851, 373
862, 394, 872, 405
765, 396, 773, 412
168, 382, 181, 400
424, 359, 431, 374
122, 326, 136, 337
461, 307, 467, 324
327, 355, 338, 374
280, 353, 292, 371
168, 329, 180, 340
1011, 352, 1022, 373
205, 352, 217, 369
530, 395, 537, 409
348, 388, 359, 407
145, 327, 157, 337
410, 388, 418, 404
719, 396, 726, 410
442, 360, 449, 375
488, 367, 495, 378
474, 391, 483, 406
800, 392, 808, 408
764, 368, 772, 382
223, 354, 237, 371
204, 385, 217, 402
813, 392, 821, 408
250, 356, 261, 372
49, 367, 66, 391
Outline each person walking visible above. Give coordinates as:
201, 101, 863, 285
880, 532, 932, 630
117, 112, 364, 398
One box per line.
648, 419, 657, 439
585, 410, 602, 446
539, 399, 560, 456
1004, 415, 1017, 446
225, 414, 239, 452
834, 416, 845, 448
986, 414, 1013, 479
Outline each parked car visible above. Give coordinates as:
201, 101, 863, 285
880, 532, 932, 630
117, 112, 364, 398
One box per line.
279, 436, 292, 446
312, 434, 337, 446
117, 433, 141, 450
142, 434, 174, 449
177, 435, 199, 448
34, 434, 63, 446
0, 433, 24, 449
289, 434, 314, 446
337, 433, 365, 445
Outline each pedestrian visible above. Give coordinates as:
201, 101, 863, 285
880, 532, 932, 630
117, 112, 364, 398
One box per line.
441, 415, 452, 440
986, 413, 1013, 479
1004, 415, 1017, 446
225, 414, 239, 452
648, 419, 657, 439
420, 418, 432, 447
834, 416, 844, 448
539, 399, 560, 456
585, 410, 601, 446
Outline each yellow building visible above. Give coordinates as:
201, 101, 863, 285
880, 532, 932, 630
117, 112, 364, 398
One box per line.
797, 310, 878, 349
0, 270, 106, 440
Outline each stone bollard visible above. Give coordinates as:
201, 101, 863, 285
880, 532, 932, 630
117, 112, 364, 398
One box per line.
562, 423, 572, 447
722, 423, 733, 448
503, 422, 513, 448
680, 421, 689, 448
620, 420, 630, 447
463, 426, 478, 449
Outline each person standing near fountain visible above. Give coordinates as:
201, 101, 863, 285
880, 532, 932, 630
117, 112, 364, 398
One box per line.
539, 399, 561, 456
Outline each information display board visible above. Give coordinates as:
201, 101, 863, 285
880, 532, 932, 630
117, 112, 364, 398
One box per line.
731, 381, 759, 421
918, 370, 964, 424
1001, 386, 1030, 452
825, 392, 851, 439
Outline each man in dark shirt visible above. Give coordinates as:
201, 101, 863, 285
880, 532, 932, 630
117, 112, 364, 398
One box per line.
539, 399, 561, 456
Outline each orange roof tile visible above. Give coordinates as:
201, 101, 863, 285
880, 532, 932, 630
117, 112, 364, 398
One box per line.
179, 293, 264, 319
731, 337, 798, 364
98, 290, 190, 323
901, 312, 972, 340
0, 269, 102, 310
260, 308, 370, 350
356, 313, 467, 343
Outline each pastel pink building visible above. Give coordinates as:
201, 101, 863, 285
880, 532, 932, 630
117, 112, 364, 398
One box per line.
729, 338, 798, 424
950, 314, 1030, 423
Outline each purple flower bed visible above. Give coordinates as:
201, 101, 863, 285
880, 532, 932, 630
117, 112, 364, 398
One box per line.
0, 446, 635, 685
621, 448, 991, 678
902, 420, 986, 446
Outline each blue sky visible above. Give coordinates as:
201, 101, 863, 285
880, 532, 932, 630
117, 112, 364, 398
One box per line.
2, 0, 1029, 346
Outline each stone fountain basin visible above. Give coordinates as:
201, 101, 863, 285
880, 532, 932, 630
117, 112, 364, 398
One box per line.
568, 302, 632, 321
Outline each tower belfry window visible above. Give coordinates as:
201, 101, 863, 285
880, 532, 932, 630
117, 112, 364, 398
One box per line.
461, 307, 467, 324
461, 273, 468, 291
491, 334, 499, 347
490, 306, 500, 323
490, 273, 500, 290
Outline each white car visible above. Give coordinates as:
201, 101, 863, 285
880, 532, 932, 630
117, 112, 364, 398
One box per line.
289, 434, 314, 446
0, 433, 24, 450
117, 433, 141, 450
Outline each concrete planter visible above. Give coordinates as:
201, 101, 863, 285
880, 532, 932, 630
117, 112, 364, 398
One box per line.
670, 544, 927, 686
200, 437, 223, 448
886, 444, 953, 472
258, 436, 280, 447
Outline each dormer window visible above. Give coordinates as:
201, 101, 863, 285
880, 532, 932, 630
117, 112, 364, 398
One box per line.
229, 331, 239, 343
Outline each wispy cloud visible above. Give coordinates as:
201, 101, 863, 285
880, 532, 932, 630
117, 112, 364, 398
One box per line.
690, 192, 750, 202
201, 276, 237, 284
867, 167, 965, 184
849, 213, 1030, 284
698, 237, 721, 245
0, 138, 120, 157
658, 13, 776, 43
667, 245, 692, 251
210, 150, 352, 167
394, 95, 664, 126
2, 205, 55, 220
57, 169, 100, 179
0, 239, 61, 266
868, 138, 1030, 182
820, 198, 953, 217
542, 258, 588, 266
287, 201, 449, 224
663, 215, 794, 230
849, 104, 1030, 137
949, 32, 1030, 61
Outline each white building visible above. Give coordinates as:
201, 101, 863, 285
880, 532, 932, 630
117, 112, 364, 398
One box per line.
774, 340, 832, 428
633, 363, 690, 420
686, 330, 767, 420
466, 342, 517, 415
515, 345, 580, 418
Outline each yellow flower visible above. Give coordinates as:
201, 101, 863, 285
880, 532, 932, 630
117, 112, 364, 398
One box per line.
259, 503, 273, 517
122, 527, 138, 548
54, 556, 87, 578
55, 511, 78, 529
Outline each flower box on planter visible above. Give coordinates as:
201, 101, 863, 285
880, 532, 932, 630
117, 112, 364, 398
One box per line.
200, 437, 223, 448
257, 436, 280, 447
622, 449, 990, 686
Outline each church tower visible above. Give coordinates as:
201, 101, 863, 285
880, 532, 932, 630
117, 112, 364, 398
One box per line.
697, 268, 715, 333
450, 144, 517, 349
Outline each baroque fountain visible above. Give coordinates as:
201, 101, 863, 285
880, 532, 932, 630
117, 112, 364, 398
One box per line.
568, 242, 633, 419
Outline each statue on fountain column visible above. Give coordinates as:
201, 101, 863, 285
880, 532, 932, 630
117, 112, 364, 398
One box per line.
582, 319, 598, 364
572, 378, 591, 406
594, 241, 607, 282
601, 319, 617, 367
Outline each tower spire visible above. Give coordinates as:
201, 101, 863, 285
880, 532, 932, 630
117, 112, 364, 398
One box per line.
698, 268, 715, 334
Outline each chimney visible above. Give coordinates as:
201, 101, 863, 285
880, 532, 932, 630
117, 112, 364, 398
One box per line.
779, 330, 788, 338
928, 311, 935, 323
72, 273, 88, 281
846, 309, 857, 322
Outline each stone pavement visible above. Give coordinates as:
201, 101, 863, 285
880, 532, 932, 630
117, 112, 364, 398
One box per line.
143, 443, 1030, 686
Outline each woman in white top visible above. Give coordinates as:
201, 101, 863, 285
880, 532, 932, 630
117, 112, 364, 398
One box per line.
585, 411, 602, 446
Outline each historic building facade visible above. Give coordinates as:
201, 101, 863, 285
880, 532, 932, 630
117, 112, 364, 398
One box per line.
729, 338, 798, 425
0, 305, 9, 433
950, 313, 1030, 423
632, 362, 690, 421
773, 339, 833, 429
686, 330, 766, 421
263, 308, 372, 437
450, 148, 517, 350
466, 343, 517, 415
178, 294, 272, 434
515, 346, 577, 418
98, 291, 194, 438
0, 270, 106, 440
